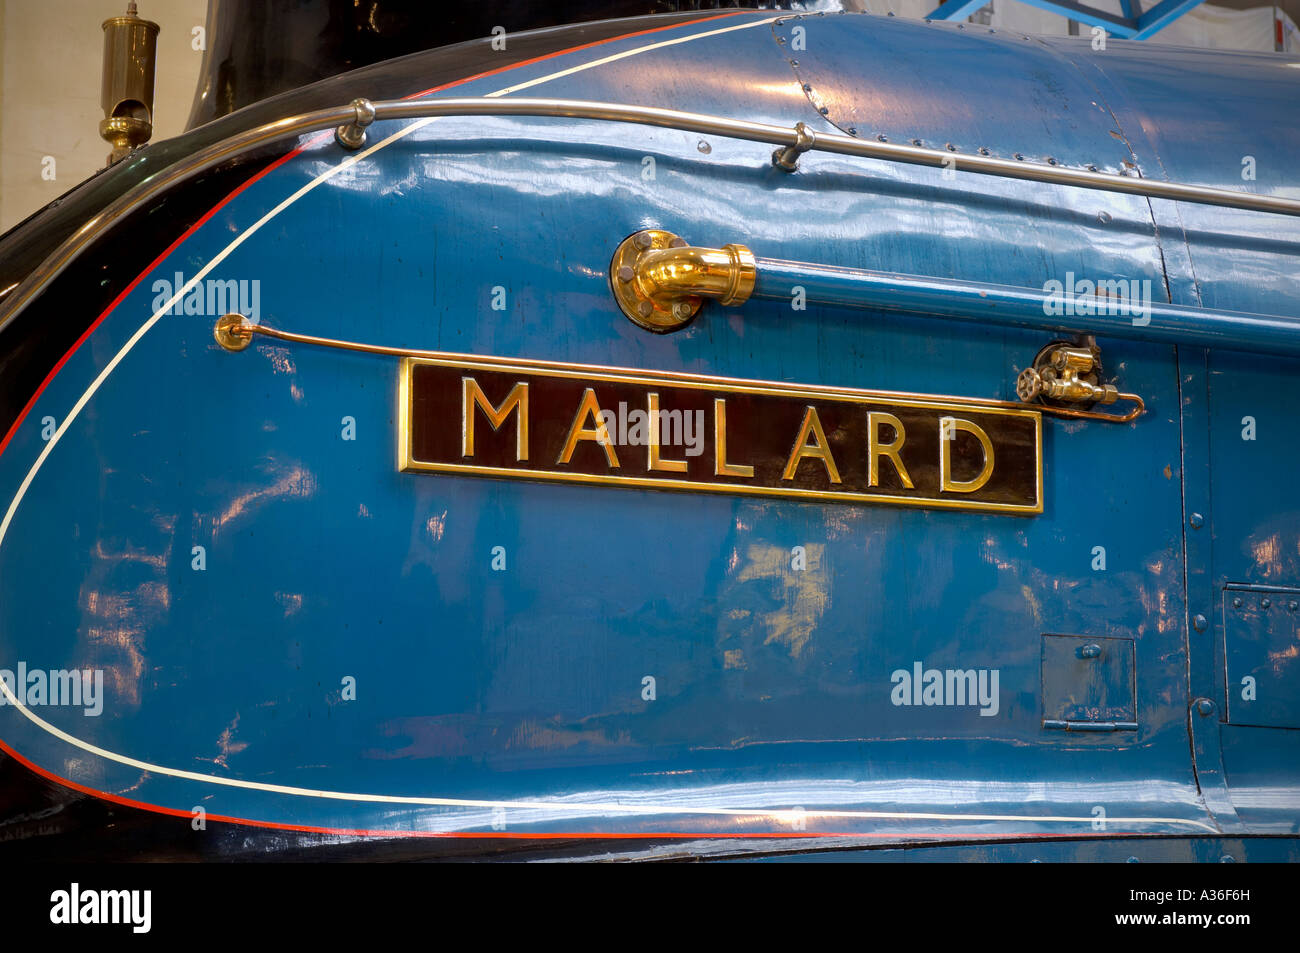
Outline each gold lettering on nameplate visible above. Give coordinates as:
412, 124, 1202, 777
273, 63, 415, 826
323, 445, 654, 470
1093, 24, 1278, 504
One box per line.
714, 399, 754, 479
783, 406, 841, 484
399, 356, 1043, 515
558, 387, 619, 468
462, 377, 529, 461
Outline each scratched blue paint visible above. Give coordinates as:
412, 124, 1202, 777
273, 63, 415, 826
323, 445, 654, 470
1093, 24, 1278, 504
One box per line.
0, 12, 1295, 850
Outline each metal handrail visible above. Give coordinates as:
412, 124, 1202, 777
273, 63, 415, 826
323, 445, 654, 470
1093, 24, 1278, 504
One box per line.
3, 95, 1298, 333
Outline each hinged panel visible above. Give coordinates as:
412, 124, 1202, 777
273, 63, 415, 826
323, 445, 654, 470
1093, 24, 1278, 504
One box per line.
1041, 634, 1137, 731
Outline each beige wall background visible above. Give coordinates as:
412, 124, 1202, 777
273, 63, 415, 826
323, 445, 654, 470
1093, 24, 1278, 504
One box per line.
0, 0, 207, 231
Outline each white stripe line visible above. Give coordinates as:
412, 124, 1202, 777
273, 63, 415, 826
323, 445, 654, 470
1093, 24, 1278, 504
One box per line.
0, 14, 1218, 834
0, 677, 1216, 830
0, 13, 777, 555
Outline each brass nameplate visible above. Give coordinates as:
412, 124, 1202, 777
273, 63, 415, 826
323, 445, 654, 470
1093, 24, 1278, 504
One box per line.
398, 356, 1043, 514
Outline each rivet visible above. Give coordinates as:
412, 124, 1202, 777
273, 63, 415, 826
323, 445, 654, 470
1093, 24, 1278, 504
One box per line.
978, 147, 990, 156
912, 138, 923, 147
1196, 698, 1214, 716
790, 59, 799, 67
802, 83, 812, 92
1014, 152, 1025, 161
946, 143, 957, 152
1126, 856, 1139, 863
1262, 598, 1271, 609
1289, 601, 1297, 612
1047, 157, 1058, 165
1220, 855, 1236, 863
1193, 614, 1208, 632
819, 107, 829, 115
697, 140, 711, 154
617, 265, 634, 282
1189, 512, 1204, 529
877, 134, 888, 142
1232, 597, 1243, 608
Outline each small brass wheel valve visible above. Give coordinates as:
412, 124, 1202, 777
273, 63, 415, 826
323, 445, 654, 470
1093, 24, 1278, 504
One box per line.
1015, 338, 1145, 422
610, 229, 756, 333
1017, 340, 1118, 406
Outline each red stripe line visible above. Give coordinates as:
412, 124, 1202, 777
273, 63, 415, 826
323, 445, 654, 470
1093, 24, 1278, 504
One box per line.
0, 10, 1193, 849
0, 734, 1148, 843
402, 11, 750, 100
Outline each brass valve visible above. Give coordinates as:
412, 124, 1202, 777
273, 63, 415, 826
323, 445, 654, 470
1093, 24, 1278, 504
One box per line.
1016, 342, 1118, 406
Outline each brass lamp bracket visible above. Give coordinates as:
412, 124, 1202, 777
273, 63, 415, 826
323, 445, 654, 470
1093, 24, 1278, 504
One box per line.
609, 229, 756, 333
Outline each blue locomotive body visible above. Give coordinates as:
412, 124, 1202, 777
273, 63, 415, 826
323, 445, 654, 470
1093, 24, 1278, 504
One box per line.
0, 9, 1297, 859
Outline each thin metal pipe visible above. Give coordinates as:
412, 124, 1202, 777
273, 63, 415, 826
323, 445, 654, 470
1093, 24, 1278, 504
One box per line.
753, 257, 1300, 357
224, 317, 1142, 421
4, 96, 1298, 335
0, 105, 354, 334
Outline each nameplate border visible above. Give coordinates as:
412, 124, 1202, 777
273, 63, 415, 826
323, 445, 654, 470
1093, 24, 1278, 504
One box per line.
397, 354, 1044, 515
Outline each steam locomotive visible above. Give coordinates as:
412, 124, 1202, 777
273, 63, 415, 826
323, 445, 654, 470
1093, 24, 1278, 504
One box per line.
0, 1, 1297, 861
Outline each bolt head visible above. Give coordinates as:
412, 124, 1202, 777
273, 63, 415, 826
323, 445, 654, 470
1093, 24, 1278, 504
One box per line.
617, 265, 634, 282
1189, 512, 1204, 529
633, 232, 653, 250
1196, 698, 1214, 716
637, 301, 653, 318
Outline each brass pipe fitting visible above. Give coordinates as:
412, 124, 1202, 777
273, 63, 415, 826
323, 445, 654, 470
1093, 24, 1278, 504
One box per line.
1016, 340, 1137, 420
610, 229, 756, 332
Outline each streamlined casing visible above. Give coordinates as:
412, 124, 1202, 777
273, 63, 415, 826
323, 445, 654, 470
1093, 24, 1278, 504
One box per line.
0, 10, 1296, 858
